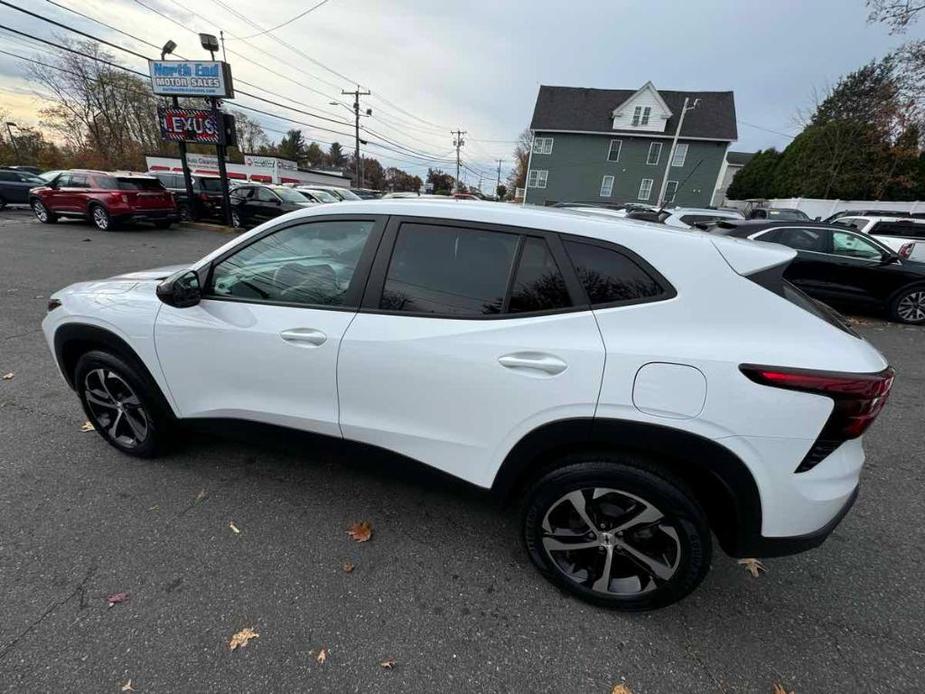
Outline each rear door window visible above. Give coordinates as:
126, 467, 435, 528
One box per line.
563, 240, 665, 305
380, 224, 518, 316
769, 227, 828, 253
200, 178, 223, 192
115, 177, 165, 191
508, 237, 571, 313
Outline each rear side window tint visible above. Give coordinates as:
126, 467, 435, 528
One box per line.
381, 224, 517, 316
116, 177, 164, 191
563, 240, 664, 305
508, 237, 571, 313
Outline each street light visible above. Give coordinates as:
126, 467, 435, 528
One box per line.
199, 33, 219, 59
160, 40, 177, 60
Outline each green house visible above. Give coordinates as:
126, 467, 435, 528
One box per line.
525, 82, 737, 208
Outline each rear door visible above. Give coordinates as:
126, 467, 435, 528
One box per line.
336, 217, 606, 488
754, 226, 836, 298
254, 187, 283, 222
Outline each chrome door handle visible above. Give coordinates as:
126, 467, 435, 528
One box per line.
280, 328, 327, 347
498, 352, 567, 375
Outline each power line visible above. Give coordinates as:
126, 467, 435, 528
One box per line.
232, 0, 333, 40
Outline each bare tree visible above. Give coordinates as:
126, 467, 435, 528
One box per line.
507, 128, 531, 191
28, 39, 162, 169
231, 110, 269, 153
867, 0, 925, 33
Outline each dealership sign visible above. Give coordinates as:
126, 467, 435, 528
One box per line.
157, 107, 223, 144
148, 60, 234, 98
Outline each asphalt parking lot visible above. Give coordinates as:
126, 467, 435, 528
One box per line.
1, 207, 923, 694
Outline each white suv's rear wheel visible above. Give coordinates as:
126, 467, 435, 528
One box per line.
523, 457, 711, 610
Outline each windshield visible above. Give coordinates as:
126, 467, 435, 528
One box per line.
304, 188, 338, 202
273, 187, 310, 203
331, 188, 362, 200
22, 175, 44, 184
200, 178, 223, 192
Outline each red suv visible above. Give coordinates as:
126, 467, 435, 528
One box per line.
30, 170, 178, 231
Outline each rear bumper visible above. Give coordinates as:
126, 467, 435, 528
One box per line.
115, 210, 178, 223
730, 485, 858, 557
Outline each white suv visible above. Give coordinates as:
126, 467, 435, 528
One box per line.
42, 201, 894, 609
833, 215, 925, 261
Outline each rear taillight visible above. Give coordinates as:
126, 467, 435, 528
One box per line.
198, 192, 210, 201
899, 242, 914, 259
740, 364, 895, 472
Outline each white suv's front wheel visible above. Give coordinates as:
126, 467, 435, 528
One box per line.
523, 457, 712, 610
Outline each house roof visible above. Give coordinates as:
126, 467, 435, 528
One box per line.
726, 151, 755, 166
531, 85, 738, 141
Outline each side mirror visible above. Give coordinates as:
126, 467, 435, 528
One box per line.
156, 269, 201, 308
880, 252, 900, 265
814, 216, 821, 221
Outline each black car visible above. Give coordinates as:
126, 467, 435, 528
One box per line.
0, 168, 45, 209
710, 220, 925, 324
229, 184, 314, 228
150, 171, 228, 221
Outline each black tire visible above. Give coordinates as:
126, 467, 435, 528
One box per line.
178, 204, 193, 222
90, 204, 115, 231
0, 196, 6, 210
890, 285, 925, 324
154, 220, 173, 229
31, 198, 58, 224
74, 350, 175, 458
230, 208, 243, 229
522, 456, 711, 610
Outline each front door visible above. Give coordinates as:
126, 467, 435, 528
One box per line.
337, 219, 606, 488
824, 229, 895, 307
154, 216, 383, 436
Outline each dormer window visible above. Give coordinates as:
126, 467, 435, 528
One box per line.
632, 106, 651, 127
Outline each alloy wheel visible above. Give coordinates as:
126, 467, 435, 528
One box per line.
231, 210, 241, 228
93, 206, 109, 230
897, 290, 925, 323
32, 201, 48, 222
83, 368, 149, 448
541, 487, 682, 596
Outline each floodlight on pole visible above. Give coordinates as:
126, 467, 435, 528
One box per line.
160, 40, 177, 60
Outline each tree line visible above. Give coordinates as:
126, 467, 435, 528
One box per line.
0, 39, 424, 192
730, 6, 925, 201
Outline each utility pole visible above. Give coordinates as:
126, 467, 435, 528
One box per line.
657, 97, 700, 208
452, 129, 466, 192
342, 87, 371, 188
5, 122, 20, 159
496, 159, 503, 198
160, 40, 196, 221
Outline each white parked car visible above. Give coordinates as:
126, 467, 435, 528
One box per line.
832, 215, 925, 261
662, 207, 745, 229
42, 201, 893, 609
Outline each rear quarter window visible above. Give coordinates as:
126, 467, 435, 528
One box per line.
116, 177, 165, 191
563, 240, 667, 305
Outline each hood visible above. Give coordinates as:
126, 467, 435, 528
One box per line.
109, 264, 190, 281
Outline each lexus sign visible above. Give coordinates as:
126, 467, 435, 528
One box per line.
158, 107, 223, 144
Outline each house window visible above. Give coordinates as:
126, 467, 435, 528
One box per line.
631, 106, 652, 127
671, 143, 689, 167
600, 175, 615, 197
664, 180, 679, 203
527, 169, 548, 189
607, 139, 622, 162
638, 178, 654, 201
532, 137, 554, 155
647, 142, 662, 165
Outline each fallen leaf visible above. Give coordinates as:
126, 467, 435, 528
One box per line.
1, 372, 13, 380
228, 627, 259, 650
80, 420, 95, 432
316, 647, 327, 664
121, 680, 135, 692
346, 521, 372, 542
229, 521, 240, 534
107, 592, 129, 607
611, 685, 633, 694
342, 561, 354, 573
737, 558, 767, 578
379, 658, 396, 669
148, 505, 159, 511
194, 489, 207, 504
772, 684, 795, 694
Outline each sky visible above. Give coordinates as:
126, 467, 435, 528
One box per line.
0, 0, 914, 192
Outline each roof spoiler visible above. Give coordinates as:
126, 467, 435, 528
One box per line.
710, 235, 796, 276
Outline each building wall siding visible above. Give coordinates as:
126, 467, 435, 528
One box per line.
524, 132, 729, 208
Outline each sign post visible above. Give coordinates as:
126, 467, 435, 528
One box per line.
149, 55, 235, 225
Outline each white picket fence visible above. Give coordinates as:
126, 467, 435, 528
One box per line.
727, 198, 925, 220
